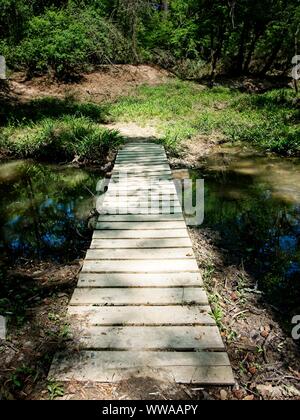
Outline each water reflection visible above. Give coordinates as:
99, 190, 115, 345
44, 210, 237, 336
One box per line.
0, 161, 101, 261
188, 146, 300, 314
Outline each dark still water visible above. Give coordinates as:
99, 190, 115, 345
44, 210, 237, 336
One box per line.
0, 161, 101, 262
185, 146, 300, 317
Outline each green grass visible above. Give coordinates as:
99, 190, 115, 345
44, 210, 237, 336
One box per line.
0, 115, 122, 163
108, 80, 300, 155
1, 79, 299, 162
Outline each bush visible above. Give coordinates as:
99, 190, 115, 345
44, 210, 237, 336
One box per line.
7, 7, 131, 79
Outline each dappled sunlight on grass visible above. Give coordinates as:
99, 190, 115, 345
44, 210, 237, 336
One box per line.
108, 80, 300, 155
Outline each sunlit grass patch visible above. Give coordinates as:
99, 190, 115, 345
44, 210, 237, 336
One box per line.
1, 115, 122, 163
109, 80, 300, 156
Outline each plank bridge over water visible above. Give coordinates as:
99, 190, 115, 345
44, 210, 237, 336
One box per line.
50, 142, 234, 385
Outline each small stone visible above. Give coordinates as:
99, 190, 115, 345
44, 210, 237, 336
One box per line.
260, 325, 271, 338
231, 292, 238, 301
220, 389, 228, 400
243, 395, 254, 400
248, 366, 257, 375
233, 389, 245, 400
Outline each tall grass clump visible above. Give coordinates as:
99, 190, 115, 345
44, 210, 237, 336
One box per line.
1, 116, 122, 163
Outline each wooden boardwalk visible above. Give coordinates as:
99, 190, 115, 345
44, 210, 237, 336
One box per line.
49, 142, 234, 385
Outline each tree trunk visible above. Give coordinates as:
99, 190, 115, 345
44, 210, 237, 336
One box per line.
243, 30, 261, 74
235, 22, 248, 75
210, 23, 224, 85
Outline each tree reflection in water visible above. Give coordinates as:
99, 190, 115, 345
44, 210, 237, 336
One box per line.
0, 161, 101, 262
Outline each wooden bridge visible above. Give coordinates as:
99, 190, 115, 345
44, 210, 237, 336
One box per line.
50, 141, 234, 385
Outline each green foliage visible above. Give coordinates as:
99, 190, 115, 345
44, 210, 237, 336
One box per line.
10, 365, 35, 390
4, 6, 131, 78
47, 380, 64, 400
1, 115, 122, 163
1, 0, 299, 78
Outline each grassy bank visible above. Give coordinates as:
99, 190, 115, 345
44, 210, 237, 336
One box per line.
0, 97, 122, 164
109, 80, 300, 156
1, 78, 299, 163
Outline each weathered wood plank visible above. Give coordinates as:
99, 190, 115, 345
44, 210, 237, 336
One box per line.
49, 351, 234, 384
95, 221, 186, 230
116, 157, 168, 162
75, 326, 224, 351
107, 187, 177, 194
93, 229, 189, 239
78, 272, 202, 287
99, 208, 182, 215
53, 350, 229, 368
90, 238, 192, 249
68, 305, 214, 326
97, 214, 184, 222
86, 248, 194, 260
111, 173, 172, 179
81, 259, 198, 273
70, 287, 207, 306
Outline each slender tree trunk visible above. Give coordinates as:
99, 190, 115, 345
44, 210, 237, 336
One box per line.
243, 30, 261, 74
235, 22, 248, 75
210, 23, 224, 85
294, 26, 299, 96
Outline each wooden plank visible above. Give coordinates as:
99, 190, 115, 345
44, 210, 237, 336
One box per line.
93, 229, 189, 239
107, 186, 177, 193
114, 162, 169, 167
78, 272, 202, 287
120, 147, 165, 150
86, 248, 194, 260
97, 214, 184, 222
111, 173, 172, 179
114, 165, 171, 170
90, 238, 192, 249
118, 154, 167, 158
68, 305, 213, 325
116, 157, 168, 162
101, 200, 181, 208
75, 326, 224, 351
81, 259, 198, 273
99, 208, 182, 215
49, 351, 234, 384
95, 221, 186, 230
108, 184, 176, 189
101, 201, 181, 207
70, 287, 208, 306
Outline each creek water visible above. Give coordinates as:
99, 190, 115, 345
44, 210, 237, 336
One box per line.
0, 160, 101, 262
184, 145, 300, 316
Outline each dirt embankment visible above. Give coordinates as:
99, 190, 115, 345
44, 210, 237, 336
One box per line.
9, 65, 172, 103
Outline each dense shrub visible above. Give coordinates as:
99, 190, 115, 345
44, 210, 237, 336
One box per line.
5, 8, 131, 79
